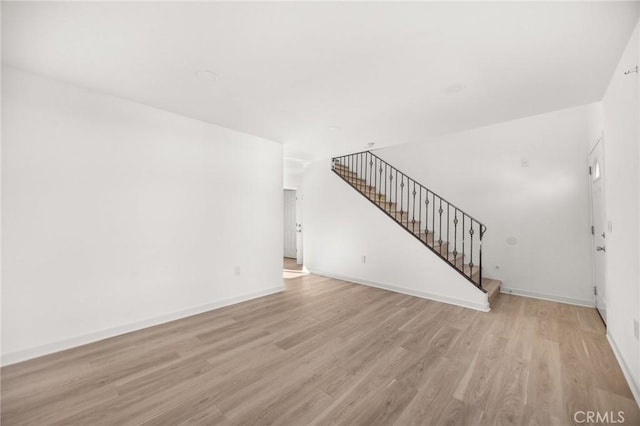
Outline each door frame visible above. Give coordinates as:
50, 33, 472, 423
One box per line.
588, 135, 607, 324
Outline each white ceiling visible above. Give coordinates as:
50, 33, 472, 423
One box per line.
3, 2, 639, 161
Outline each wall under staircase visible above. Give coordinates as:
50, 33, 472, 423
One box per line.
303, 159, 499, 312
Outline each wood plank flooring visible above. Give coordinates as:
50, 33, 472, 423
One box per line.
283, 257, 303, 271
2, 272, 638, 425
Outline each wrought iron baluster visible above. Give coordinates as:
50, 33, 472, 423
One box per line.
364, 153, 368, 194
412, 181, 417, 233
351, 154, 354, 181
425, 191, 429, 243
363, 152, 367, 188
358, 153, 362, 186
373, 157, 377, 200
462, 214, 466, 276
407, 177, 411, 229
363, 152, 366, 192
385, 163, 389, 209
453, 209, 458, 267
384, 161, 387, 203
400, 174, 404, 223
354, 154, 357, 182
469, 222, 475, 283
432, 194, 435, 248
394, 169, 398, 216
447, 204, 450, 263
353, 153, 356, 182
378, 160, 383, 206
369, 155, 373, 197
366, 154, 370, 195
393, 172, 397, 217
364, 153, 368, 193
438, 198, 443, 255
418, 186, 422, 237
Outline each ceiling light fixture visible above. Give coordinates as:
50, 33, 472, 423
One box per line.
328, 126, 340, 131
195, 70, 218, 82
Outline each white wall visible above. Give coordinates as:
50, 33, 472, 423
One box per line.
283, 172, 302, 190
600, 20, 640, 399
1, 67, 284, 364
305, 103, 597, 311
375, 104, 597, 307
303, 161, 489, 311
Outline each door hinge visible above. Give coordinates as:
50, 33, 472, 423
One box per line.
594, 286, 597, 296
591, 225, 595, 235
589, 166, 592, 175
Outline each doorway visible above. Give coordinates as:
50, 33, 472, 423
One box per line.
284, 189, 297, 258
283, 189, 306, 279
589, 138, 607, 324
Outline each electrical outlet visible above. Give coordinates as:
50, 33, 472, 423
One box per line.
634, 319, 639, 340
234, 266, 241, 276
362, 255, 367, 264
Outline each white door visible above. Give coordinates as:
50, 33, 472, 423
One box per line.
589, 139, 606, 324
283, 190, 297, 258
295, 190, 303, 264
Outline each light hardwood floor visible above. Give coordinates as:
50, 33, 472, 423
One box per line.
283, 257, 303, 271
2, 272, 638, 425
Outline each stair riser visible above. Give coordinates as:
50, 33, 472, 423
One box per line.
415, 234, 449, 248
333, 164, 352, 171
342, 178, 380, 193
377, 201, 398, 210
338, 171, 358, 179
400, 221, 423, 230
367, 194, 388, 202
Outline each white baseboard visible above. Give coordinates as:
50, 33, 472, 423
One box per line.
308, 268, 489, 312
607, 333, 640, 407
500, 286, 594, 307
1, 285, 284, 366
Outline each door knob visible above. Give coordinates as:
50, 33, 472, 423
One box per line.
596, 246, 606, 252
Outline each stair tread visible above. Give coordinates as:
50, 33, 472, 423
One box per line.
482, 278, 502, 303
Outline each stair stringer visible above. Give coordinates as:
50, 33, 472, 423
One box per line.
302, 161, 490, 312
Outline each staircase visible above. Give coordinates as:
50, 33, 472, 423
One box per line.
332, 151, 501, 306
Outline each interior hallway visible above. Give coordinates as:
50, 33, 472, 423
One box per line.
283, 257, 303, 271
